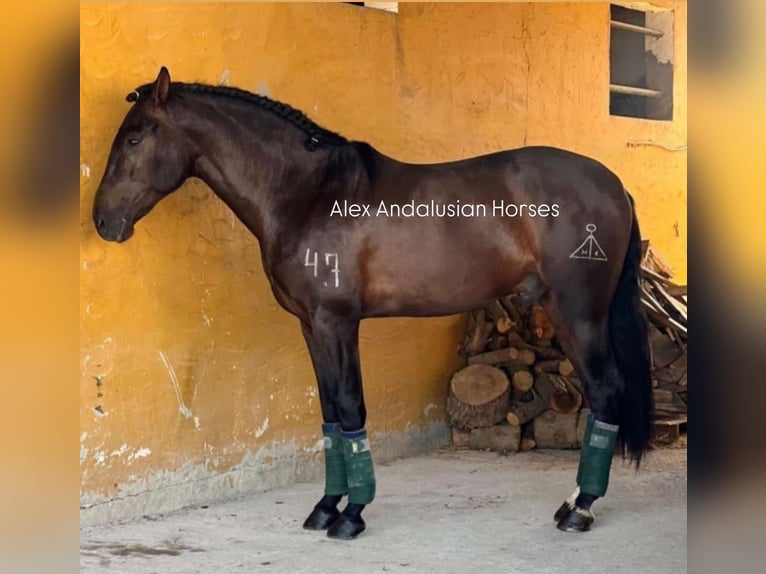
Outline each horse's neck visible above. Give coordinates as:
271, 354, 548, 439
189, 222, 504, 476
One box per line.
187, 112, 311, 243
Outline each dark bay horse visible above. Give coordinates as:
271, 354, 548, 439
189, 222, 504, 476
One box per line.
93, 67, 652, 538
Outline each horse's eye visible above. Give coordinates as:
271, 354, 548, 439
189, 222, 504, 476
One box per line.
127, 138, 140, 146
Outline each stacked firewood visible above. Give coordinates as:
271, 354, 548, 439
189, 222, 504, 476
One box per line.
446, 241, 687, 452
640, 241, 687, 432
448, 293, 590, 453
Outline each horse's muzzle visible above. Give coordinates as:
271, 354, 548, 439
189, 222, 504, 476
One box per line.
93, 211, 134, 243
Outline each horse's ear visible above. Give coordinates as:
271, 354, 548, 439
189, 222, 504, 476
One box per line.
152, 66, 171, 106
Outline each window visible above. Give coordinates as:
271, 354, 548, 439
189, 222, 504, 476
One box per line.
609, 4, 674, 121
345, 2, 398, 13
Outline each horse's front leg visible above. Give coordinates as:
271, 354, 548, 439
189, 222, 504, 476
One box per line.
300, 320, 345, 531
300, 313, 374, 540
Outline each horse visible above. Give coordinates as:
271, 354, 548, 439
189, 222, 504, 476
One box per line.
92, 67, 652, 539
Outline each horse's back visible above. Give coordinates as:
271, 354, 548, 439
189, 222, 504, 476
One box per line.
296, 143, 634, 317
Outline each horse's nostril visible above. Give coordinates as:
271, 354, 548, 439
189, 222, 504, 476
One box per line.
97, 218, 107, 233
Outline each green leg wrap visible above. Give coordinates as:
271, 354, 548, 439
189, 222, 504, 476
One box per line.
341, 429, 376, 505
322, 423, 348, 496
576, 413, 619, 497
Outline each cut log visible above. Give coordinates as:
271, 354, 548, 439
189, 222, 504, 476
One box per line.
664, 284, 687, 298
533, 373, 586, 413
506, 388, 547, 426
548, 377, 583, 414
459, 309, 495, 356
651, 389, 687, 418
506, 332, 563, 360
519, 419, 537, 451
642, 265, 674, 285
468, 424, 521, 453
651, 417, 686, 444
514, 388, 534, 401
667, 352, 687, 374
558, 359, 575, 377
656, 379, 677, 391
643, 300, 681, 336
514, 348, 536, 366
642, 285, 687, 336
467, 347, 520, 366
498, 295, 523, 326
452, 427, 471, 447
486, 334, 508, 351
652, 383, 688, 416
652, 388, 676, 404
642, 244, 674, 278
654, 354, 687, 386
484, 299, 510, 322
520, 437, 537, 451
650, 327, 683, 370
459, 308, 479, 354
533, 410, 580, 448
653, 403, 687, 417
520, 328, 533, 342
528, 304, 555, 341
533, 373, 561, 403
446, 364, 511, 430
533, 360, 561, 374
511, 370, 534, 393
489, 348, 536, 369
495, 316, 515, 334
653, 280, 688, 322
502, 363, 533, 378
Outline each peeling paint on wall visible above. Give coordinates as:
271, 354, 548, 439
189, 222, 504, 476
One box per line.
254, 418, 269, 439
81, 422, 449, 527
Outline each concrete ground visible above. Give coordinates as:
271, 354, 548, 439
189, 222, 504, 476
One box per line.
80, 446, 686, 574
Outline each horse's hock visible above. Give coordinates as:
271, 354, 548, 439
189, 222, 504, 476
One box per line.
446, 242, 687, 454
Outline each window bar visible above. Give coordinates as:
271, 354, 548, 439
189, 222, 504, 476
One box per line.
609, 83, 662, 98
610, 20, 664, 38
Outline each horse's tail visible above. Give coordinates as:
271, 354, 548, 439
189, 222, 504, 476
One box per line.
608, 191, 653, 466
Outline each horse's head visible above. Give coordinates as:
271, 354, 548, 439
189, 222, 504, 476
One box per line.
93, 67, 194, 242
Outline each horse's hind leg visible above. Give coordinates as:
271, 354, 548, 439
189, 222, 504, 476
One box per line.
540, 294, 622, 532
300, 310, 374, 540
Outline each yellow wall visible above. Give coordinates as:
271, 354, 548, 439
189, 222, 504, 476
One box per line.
80, 2, 686, 518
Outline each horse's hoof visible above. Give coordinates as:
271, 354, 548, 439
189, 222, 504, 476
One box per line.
302, 506, 340, 530
553, 500, 573, 522
326, 514, 366, 540
556, 506, 594, 532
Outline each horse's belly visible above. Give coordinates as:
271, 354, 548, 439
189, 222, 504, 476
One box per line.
362, 240, 530, 318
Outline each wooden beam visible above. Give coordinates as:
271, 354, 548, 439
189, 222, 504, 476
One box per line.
610, 20, 664, 38
609, 83, 662, 98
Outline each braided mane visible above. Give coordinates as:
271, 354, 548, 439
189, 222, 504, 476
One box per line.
129, 81, 349, 149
